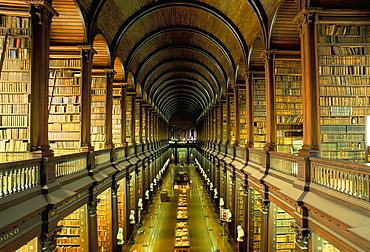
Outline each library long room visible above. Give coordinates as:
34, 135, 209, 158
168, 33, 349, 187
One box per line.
1, 0, 370, 252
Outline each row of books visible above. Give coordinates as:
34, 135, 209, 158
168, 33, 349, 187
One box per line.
49, 86, 80, 95
0, 115, 28, 126
275, 68, 301, 74
49, 115, 80, 123
0, 140, 28, 152
320, 106, 368, 116
276, 96, 301, 102
275, 75, 301, 82
318, 35, 369, 44
50, 59, 81, 68
0, 104, 28, 113
49, 96, 80, 104
0, 82, 28, 92
276, 81, 301, 89
50, 105, 80, 113
49, 132, 80, 140
50, 141, 79, 149
319, 76, 369, 85
320, 24, 370, 36
320, 116, 364, 125
276, 103, 302, 110
321, 133, 365, 142
1, 58, 29, 70
0, 71, 29, 81
320, 96, 367, 106
319, 65, 370, 75
277, 115, 303, 124
318, 46, 367, 56
319, 55, 369, 65
276, 89, 301, 96
319, 86, 370, 96
320, 125, 365, 133
321, 151, 366, 160
0, 15, 29, 29
0, 128, 28, 139
321, 142, 364, 151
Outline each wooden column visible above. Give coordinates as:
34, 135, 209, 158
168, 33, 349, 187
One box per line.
295, 8, 321, 157
263, 50, 276, 151
105, 69, 115, 148
121, 84, 127, 146
80, 46, 95, 151
29, 3, 57, 157
88, 200, 99, 252
245, 72, 254, 148
260, 199, 270, 252
234, 86, 240, 146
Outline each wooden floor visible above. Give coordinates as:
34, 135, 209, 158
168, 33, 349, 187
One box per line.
124, 164, 237, 252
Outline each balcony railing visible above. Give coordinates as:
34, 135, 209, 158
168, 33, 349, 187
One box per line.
0, 158, 41, 198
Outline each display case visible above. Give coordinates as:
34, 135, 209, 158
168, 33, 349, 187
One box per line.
177, 206, 188, 220
174, 220, 190, 248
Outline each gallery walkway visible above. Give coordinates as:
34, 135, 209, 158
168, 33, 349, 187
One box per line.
124, 164, 237, 252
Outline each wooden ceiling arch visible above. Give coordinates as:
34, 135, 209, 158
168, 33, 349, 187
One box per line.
92, 33, 110, 67
146, 68, 216, 106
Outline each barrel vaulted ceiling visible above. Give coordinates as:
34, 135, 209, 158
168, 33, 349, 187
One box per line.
4, 0, 370, 122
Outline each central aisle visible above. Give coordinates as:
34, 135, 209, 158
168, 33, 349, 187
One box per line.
125, 164, 236, 252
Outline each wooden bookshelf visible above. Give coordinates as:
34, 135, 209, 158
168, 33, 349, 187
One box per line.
0, 14, 30, 153
236, 178, 244, 225
274, 58, 303, 153
56, 205, 89, 252
91, 75, 106, 150
253, 77, 266, 149
97, 188, 112, 252
239, 88, 247, 146
317, 23, 370, 162
135, 100, 140, 143
230, 95, 235, 144
112, 84, 122, 147
251, 190, 261, 251
48, 55, 81, 155
270, 204, 295, 251
125, 95, 132, 145
141, 104, 146, 143
222, 100, 227, 143
117, 179, 126, 230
